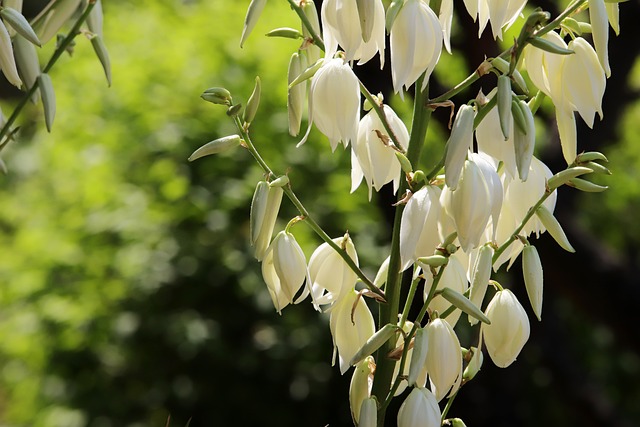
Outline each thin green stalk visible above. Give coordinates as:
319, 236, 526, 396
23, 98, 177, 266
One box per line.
534, 0, 588, 39
373, 76, 432, 426
287, 0, 325, 51
359, 81, 404, 152
0, 1, 97, 153
441, 389, 459, 421
232, 115, 384, 299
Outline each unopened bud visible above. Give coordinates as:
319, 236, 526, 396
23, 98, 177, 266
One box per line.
514, 99, 535, 181
562, 17, 582, 35
244, 76, 261, 124
288, 58, 324, 89
444, 104, 474, 190
350, 324, 398, 366
226, 103, 243, 117
417, 255, 449, 267
450, 418, 468, 427
491, 57, 528, 94
250, 181, 284, 261
13, 34, 40, 96
528, 36, 575, 55
468, 244, 493, 325
408, 326, 428, 386
440, 287, 490, 325
462, 346, 483, 380
240, 0, 267, 48
201, 87, 232, 105
522, 245, 543, 321
497, 75, 512, 141
38, 73, 55, 132
536, 205, 575, 253
411, 170, 425, 185
547, 166, 593, 190
90, 35, 111, 87
287, 52, 307, 136
1, 7, 41, 46
349, 356, 376, 425
265, 27, 302, 39
358, 397, 378, 427
188, 135, 241, 161
269, 175, 290, 188
395, 152, 413, 174
567, 177, 608, 192
584, 161, 611, 175
576, 151, 608, 163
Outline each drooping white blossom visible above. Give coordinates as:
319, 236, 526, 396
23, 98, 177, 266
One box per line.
397, 387, 441, 427
329, 287, 375, 374
351, 105, 409, 199
309, 233, 358, 305
298, 58, 360, 151
482, 288, 530, 368
425, 318, 463, 401
390, 0, 442, 95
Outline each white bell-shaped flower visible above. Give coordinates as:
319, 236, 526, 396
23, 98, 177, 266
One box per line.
470, 152, 503, 240
298, 58, 360, 151
399, 185, 443, 271
475, 0, 527, 40
522, 31, 567, 104
423, 253, 469, 328
322, 0, 385, 66
349, 356, 375, 424
425, 318, 463, 402
397, 387, 441, 427
445, 104, 475, 190
562, 37, 606, 129
476, 106, 517, 178
441, 159, 494, 252
390, 0, 442, 95
482, 288, 530, 368
329, 287, 375, 374
309, 233, 359, 305
261, 231, 310, 313
351, 105, 409, 199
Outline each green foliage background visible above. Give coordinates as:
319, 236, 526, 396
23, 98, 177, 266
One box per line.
0, 1, 637, 426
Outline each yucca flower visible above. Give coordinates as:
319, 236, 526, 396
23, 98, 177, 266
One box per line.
309, 233, 358, 306
390, 0, 442, 95
351, 104, 409, 199
298, 58, 360, 151
425, 318, 463, 401
329, 287, 375, 374
397, 387, 441, 427
482, 288, 530, 368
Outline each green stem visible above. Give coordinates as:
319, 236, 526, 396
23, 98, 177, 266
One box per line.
441, 389, 459, 421
534, 0, 588, 39
0, 1, 97, 153
373, 76, 432, 426
287, 0, 325, 51
232, 115, 384, 299
359, 82, 404, 152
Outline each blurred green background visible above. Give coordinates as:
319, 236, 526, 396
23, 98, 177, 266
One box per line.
0, 0, 637, 426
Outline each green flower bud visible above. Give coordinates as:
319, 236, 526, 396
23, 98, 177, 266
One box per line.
575, 151, 608, 163
86, 0, 104, 37
451, 418, 468, 427
417, 255, 449, 267
408, 326, 428, 387
528, 36, 575, 55
201, 87, 232, 105
243, 76, 261, 125
188, 135, 241, 161
567, 177, 608, 192
468, 244, 493, 326
33, 0, 82, 45
38, 73, 55, 132
268, 175, 290, 188
265, 27, 302, 39
578, 22, 592, 34
547, 166, 593, 190
395, 152, 413, 174
288, 57, 324, 89
300, 0, 322, 63
0, 20, 21, 88
226, 103, 243, 117
490, 57, 528, 94
522, 245, 543, 321
584, 161, 611, 175
1, 7, 41, 46
349, 324, 398, 366
562, 17, 583, 35
287, 52, 307, 137
440, 287, 491, 325
13, 33, 40, 100
536, 205, 575, 253
497, 75, 512, 141
514, 99, 536, 181
240, 0, 267, 48
90, 35, 111, 87
444, 104, 474, 190
250, 181, 284, 261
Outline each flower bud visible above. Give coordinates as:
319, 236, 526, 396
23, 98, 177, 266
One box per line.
298, 58, 360, 151
605, 2, 620, 36
390, 0, 442, 95
240, 0, 267, 48
330, 288, 375, 374
497, 75, 512, 140
0, 20, 21, 88
1, 7, 41, 46
350, 323, 398, 366
352, 105, 409, 198
90, 35, 112, 87
261, 230, 309, 313
86, 0, 104, 37
13, 33, 40, 99
408, 326, 428, 387
33, 0, 82, 45
425, 318, 462, 401
265, 27, 302, 39
349, 355, 375, 424
514, 100, 536, 181
287, 52, 308, 137
476, 103, 517, 177
188, 135, 241, 161
440, 287, 490, 325
482, 289, 530, 368
201, 87, 232, 105
373, 256, 390, 289
468, 244, 493, 325
451, 418, 468, 427
547, 166, 593, 190
522, 245, 543, 321
309, 233, 358, 305
397, 387, 441, 427
243, 76, 261, 125
567, 177, 608, 193
250, 181, 283, 261
300, 0, 322, 64
38, 73, 55, 132
535, 205, 575, 253
444, 104, 474, 190
523, 31, 567, 103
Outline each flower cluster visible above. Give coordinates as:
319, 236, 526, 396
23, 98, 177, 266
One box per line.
192, 0, 624, 425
